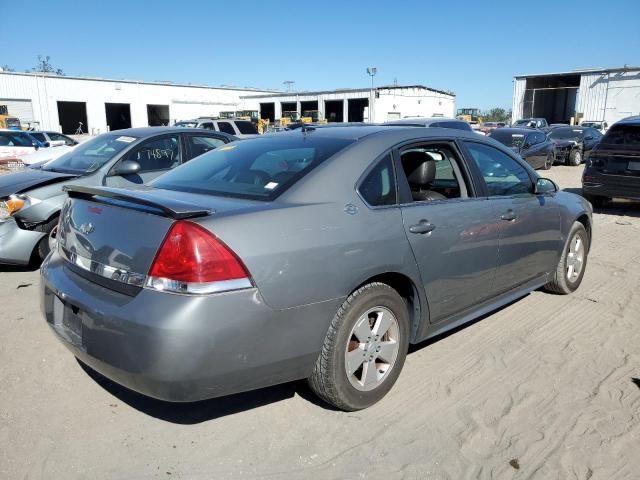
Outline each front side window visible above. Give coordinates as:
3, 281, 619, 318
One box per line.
216, 121, 236, 135
151, 137, 354, 200
358, 154, 396, 206
121, 135, 181, 172
465, 142, 531, 197
30, 133, 47, 143
186, 135, 226, 160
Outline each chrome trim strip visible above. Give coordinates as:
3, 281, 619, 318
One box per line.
59, 244, 252, 295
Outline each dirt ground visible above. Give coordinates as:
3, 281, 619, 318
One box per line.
1, 166, 639, 479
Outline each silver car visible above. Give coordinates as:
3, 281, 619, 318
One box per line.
41, 126, 592, 411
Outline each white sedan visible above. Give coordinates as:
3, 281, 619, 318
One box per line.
0, 130, 75, 166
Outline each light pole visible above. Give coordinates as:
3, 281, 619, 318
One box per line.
366, 67, 377, 122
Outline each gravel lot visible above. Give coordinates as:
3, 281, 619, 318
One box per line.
1, 166, 639, 480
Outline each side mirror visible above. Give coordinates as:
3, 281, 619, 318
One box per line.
535, 177, 558, 194
43, 141, 51, 148
32, 142, 40, 150
111, 160, 141, 176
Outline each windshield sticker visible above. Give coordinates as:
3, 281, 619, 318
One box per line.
264, 182, 279, 190
115, 136, 136, 143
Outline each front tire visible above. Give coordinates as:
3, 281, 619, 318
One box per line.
544, 222, 589, 294
308, 283, 410, 411
33, 216, 59, 264
568, 149, 582, 166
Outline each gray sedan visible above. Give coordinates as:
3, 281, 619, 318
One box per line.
40, 126, 592, 411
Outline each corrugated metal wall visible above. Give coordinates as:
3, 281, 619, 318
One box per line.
0, 99, 34, 123
512, 78, 526, 122
575, 73, 608, 121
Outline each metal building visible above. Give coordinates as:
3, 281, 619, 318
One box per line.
0, 71, 277, 134
244, 85, 456, 124
512, 66, 640, 125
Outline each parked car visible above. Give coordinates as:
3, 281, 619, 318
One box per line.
488, 127, 555, 169
29, 131, 79, 147
547, 126, 602, 166
580, 120, 608, 134
384, 117, 473, 131
582, 116, 640, 207
1, 129, 41, 159
512, 118, 549, 129
175, 118, 259, 138
41, 126, 592, 411
480, 122, 505, 135
0, 127, 235, 265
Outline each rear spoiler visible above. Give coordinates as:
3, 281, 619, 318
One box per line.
63, 185, 212, 220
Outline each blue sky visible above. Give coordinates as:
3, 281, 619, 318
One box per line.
2, 0, 639, 109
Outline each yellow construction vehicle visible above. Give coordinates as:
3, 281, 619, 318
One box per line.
0, 114, 22, 130
456, 108, 483, 125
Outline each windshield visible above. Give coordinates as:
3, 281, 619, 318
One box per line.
549, 128, 584, 140
513, 120, 529, 126
7, 118, 21, 128
490, 131, 526, 148
152, 136, 354, 200
174, 122, 198, 128
42, 134, 138, 174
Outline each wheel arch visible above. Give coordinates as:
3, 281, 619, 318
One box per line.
576, 213, 592, 252
352, 272, 428, 344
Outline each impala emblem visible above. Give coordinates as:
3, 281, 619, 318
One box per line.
78, 222, 95, 235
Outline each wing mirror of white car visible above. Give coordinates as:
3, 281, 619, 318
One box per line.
535, 177, 558, 194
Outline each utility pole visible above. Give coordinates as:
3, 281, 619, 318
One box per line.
283, 80, 295, 92
366, 67, 377, 122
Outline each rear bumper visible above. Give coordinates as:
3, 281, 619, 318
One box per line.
582, 172, 640, 200
40, 251, 340, 402
0, 218, 44, 265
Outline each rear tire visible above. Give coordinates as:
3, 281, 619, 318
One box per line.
544, 222, 589, 294
583, 194, 606, 208
569, 149, 582, 166
308, 282, 410, 411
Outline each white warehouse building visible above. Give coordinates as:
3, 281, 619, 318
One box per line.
512, 66, 640, 126
0, 71, 278, 134
244, 85, 456, 124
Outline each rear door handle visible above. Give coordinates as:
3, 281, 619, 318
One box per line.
409, 220, 436, 234
501, 209, 517, 221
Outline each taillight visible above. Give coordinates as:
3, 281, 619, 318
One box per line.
146, 221, 252, 295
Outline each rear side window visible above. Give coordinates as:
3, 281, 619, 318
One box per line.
186, 135, 226, 160
151, 137, 354, 200
358, 154, 396, 206
200, 122, 214, 130
236, 121, 258, 134
601, 124, 640, 147
217, 121, 236, 135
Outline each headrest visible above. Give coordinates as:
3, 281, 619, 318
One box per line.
403, 151, 437, 186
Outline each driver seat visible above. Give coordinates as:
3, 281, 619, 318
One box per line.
402, 151, 446, 201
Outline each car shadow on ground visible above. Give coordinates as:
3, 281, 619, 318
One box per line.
77, 360, 338, 424
0, 264, 40, 273
562, 187, 640, 218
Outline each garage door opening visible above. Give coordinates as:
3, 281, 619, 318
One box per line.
260, 103, 275, 122
147, 104, 170, 126
348, 98, 369, 122
300, 101, 319, 121
523, 75, 580, 124
281, 102, 297, 120
57, 101, 88, 134
324, 100, 344, 123
105, 103, 132, 131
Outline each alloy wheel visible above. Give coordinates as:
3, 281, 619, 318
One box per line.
345, 306, 400, 391
566, 232, 585, 282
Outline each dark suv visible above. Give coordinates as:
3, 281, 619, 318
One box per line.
582, 116, 640, 207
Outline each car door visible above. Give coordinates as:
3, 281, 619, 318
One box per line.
462, 141, 561, 294
396, 140, 502, 323
183, 132, 229, 161
104, 133, 183, 187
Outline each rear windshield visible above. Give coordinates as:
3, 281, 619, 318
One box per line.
236, 121, 258, 134
601, 124, 640, 147
151, 136, 354, 200
490, 130, 526, 148
42, 133, 138, 174
432, 121, 471, 131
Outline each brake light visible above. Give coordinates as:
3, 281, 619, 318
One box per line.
147, 221, 252, 294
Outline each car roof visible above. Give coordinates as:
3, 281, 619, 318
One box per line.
384, 117, 463, 126
616, 115, 640, 125
102, 126, 232, 137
